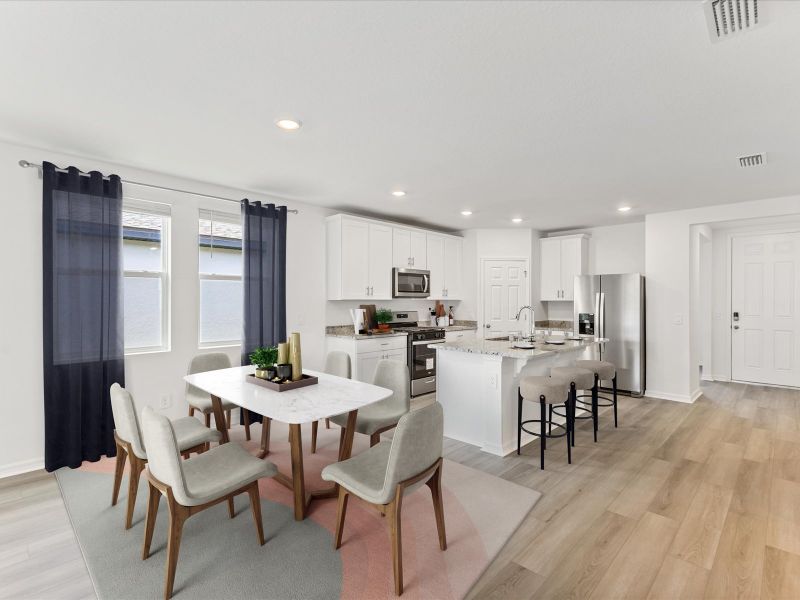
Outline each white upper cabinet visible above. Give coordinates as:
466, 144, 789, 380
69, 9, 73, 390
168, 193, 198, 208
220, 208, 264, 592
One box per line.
392, 228, 427, 269
369, 223, 393, 299
327, 215, 461, 301
540, 234, 588, 301
427, 233, 462, 299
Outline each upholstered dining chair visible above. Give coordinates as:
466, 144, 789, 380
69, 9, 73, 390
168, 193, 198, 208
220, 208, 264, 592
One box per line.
186, 352, 251, 441
310, 351, 352, 453
322, 402, 447, 596
109, 383, 221, 530
140, 407, 278, 600
330, 359, 410, 449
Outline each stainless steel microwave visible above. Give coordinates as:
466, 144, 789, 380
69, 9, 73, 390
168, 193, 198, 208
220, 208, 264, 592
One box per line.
392, 268, 430, 298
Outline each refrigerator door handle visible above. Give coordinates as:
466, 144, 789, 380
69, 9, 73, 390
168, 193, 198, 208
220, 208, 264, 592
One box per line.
599, 292, 606, 339
594, 292, 601, 335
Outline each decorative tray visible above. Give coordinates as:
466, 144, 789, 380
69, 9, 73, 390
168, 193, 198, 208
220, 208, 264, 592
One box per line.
246, 373, 318, 392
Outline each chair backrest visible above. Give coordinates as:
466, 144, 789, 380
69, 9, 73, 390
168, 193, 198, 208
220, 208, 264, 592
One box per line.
371, 359, 410, 415
140, 407, 191, 505
186, 352, 232, 397
109, 383, 146, 459
324, 351, 351, 379
383, 402, 443, 494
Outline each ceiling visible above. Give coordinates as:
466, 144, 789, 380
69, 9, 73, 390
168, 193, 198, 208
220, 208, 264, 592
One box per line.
0, 1, 798, 232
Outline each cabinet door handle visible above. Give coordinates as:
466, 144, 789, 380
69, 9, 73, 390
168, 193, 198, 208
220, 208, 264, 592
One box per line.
370, 286, 374, 296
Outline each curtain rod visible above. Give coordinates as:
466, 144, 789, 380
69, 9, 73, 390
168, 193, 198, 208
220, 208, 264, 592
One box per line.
18, 160, 299, 214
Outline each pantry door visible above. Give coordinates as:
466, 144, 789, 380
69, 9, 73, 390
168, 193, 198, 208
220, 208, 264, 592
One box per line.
731, 232, 800, 386
482, 259, 529, 338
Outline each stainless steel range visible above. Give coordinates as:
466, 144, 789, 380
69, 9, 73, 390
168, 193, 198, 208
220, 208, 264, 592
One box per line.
388, 311, 445, 397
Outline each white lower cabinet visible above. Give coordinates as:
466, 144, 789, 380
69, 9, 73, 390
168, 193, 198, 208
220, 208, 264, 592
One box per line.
326, 335, 408, 383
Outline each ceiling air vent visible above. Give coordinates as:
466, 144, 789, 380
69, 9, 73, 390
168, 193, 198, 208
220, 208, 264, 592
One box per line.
738, 153, 767, 168
704, 0, 760, 42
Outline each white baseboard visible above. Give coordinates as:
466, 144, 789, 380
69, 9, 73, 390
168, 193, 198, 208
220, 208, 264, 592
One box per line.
644, 389, 695, 403
0, 457, 44, 480
691, 388, 703, 402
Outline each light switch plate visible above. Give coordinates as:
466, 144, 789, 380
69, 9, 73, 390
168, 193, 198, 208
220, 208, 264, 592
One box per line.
672, 314, 683, 325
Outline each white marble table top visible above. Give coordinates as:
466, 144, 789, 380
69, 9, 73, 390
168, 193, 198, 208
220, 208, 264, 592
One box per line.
433, 335, 608, 359
184, 366, 392, 424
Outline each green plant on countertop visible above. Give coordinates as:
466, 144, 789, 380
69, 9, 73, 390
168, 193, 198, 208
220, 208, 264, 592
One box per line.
249, 345, 278, 369
375, 308, 393, 325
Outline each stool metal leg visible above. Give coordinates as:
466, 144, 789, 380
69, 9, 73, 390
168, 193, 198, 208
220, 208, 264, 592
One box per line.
517, 389, 523, 455
592, 373, 599, 443
548, 405, 553, 435
539, 397, 546, 470
569, 382, 577, 448
612, 374, 618, 427
566, 393, 572, 465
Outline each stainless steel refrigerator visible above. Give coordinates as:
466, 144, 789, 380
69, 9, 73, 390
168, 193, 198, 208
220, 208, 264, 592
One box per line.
573, 273, 646, 396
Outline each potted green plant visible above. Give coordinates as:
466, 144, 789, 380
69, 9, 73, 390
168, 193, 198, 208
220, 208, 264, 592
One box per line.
375, 308, 393, 331
249, 345, 278, 379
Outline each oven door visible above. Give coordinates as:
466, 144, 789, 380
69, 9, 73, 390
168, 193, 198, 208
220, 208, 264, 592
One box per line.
411, 339, 442, 379
393, 268, 430, 298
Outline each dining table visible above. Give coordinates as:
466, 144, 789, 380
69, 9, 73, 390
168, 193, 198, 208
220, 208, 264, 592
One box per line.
183, 365, 392, 521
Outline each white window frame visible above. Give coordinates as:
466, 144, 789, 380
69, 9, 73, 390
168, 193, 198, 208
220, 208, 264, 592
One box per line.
198, 209, 243, 349
123, 199, 171, 355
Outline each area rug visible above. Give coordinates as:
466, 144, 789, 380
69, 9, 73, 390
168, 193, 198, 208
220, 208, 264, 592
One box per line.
56, 420, 540, 599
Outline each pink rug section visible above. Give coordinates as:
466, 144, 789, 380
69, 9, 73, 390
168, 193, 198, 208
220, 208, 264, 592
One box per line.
81, 418, 540, 599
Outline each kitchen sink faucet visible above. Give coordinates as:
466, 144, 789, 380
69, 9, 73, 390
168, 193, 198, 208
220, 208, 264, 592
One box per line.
515, 305, 535, 340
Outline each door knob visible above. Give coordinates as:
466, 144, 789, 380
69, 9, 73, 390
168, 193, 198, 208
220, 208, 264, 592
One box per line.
733, 325, 740, 329
485, 324, 491, 328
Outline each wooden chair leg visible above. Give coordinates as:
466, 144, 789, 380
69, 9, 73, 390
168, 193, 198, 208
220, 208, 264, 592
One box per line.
188, 406, 195, 417
227, 497, 235, 518
164, 502, 188, 600
243, 409, 251, 441
125, 458, 144, 530
388, 495, 404, 596
257, 417, 272, 459
247, 484, 265, 546
112, 442, 127, 506
338, 426, 346, 455
426, 465, 447, 551
311, 420, 318, 454
142, 482, 160, 559
370, 432, 380, 447
204, 412, 211, 428
325, 418, 330, 429
334, 487, 349, 549
226, 409, 232, 430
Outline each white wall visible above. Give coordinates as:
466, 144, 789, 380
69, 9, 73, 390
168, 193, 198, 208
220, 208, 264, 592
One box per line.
0, 139, 330, 477
645, 195, 800, 402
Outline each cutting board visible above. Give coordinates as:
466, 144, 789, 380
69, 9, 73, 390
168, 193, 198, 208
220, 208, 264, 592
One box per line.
360, 304, 377, 330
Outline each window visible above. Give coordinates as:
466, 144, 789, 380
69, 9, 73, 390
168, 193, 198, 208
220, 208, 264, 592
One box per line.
123, 202, 170, 353
198, 210, 243, 346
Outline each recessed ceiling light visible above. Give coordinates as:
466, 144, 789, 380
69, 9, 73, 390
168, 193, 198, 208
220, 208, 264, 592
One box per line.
391, 190, 406, 197
461, 210, 473, 216
512, 217, 523, 223
275, 118, 302, 131
617, 206, 632, 212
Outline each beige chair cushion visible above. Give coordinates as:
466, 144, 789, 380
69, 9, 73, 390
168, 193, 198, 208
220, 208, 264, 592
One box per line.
110, 384, 146, 458
550, 366, 595, 390
180, 443, 277, 506
520, 375, 570, 403
186, 390, 237, 414
171, 417, 222, 452
325, 351, 351, 379
330, 359, 409, 435
322, 402, 443, 505
575, 360, 616, 381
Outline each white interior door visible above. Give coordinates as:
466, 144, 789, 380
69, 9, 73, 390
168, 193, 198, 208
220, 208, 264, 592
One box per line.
482, 259, 528, 338
732, 232, 800, 386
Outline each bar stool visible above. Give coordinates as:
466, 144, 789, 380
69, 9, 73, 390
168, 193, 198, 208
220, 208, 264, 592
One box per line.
575, 360, 618, 430
550, 366, 597, 444
517, 375, 572, 470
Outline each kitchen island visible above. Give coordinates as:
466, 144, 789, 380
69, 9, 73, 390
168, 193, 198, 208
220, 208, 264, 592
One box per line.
433, 335, 604, 456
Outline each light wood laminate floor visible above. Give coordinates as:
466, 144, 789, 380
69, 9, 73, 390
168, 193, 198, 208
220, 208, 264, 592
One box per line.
2, 381, 800, 599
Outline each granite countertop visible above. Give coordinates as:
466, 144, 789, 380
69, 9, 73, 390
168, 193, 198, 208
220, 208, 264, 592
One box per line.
325, 320, 477, 339
432, 335, 606, 359
440, 324, 478, 332
326, 330, 409, 340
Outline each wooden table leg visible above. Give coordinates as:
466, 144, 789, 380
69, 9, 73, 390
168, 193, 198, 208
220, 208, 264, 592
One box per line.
210, 395, 229, 444
289, 423, 307, 521
338, 410, 359, 462
257, 417, 271, 459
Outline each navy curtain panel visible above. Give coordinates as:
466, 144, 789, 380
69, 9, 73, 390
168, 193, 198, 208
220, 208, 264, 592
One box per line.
240, 200, 287, 424
42, 162, 125, 472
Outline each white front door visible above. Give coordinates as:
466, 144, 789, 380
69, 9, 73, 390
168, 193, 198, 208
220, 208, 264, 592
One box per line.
732, 232, 800, 386
482, 259, 529, 338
